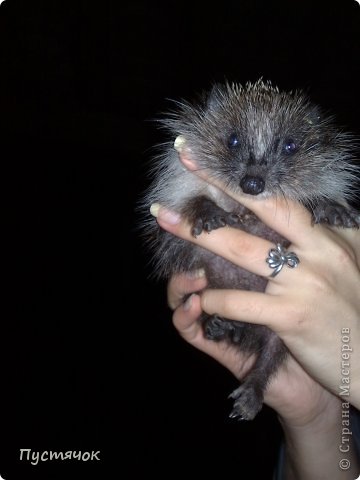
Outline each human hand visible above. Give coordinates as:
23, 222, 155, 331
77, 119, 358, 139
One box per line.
168, 272, 340, 427
153, 183, 360, 410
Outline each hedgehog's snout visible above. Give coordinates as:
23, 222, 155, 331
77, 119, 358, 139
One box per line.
240, 175, 265, 195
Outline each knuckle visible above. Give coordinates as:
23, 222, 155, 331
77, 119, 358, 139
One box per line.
201, 289, 228, 316
332, 243, 356, 266
279, 299, 312, 331
322, 232, 357, 266
305, 268, 334, 297
201, 290, 216, 314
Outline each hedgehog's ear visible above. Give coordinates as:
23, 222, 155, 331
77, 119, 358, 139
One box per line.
205, 83, 224, 111
306, 106, 322, 126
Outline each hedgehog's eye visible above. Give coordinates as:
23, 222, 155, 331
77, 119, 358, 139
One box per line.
227, 132, 240, 148
283, 139, 297, 154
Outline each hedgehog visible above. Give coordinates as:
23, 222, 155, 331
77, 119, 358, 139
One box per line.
141, 80, 360, 420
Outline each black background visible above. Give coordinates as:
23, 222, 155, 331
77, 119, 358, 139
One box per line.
0, 0, 359, 478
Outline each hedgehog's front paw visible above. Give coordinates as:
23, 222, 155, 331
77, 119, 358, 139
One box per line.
203, 315, 233, 341
313, 203, 360, 228
183, 195, 240, 236
191, 211, 240, 236
228, 383, 264, 421
203, 315, 246, 343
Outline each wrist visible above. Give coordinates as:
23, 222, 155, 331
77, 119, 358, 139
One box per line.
265, 355, 339, 427
279, 395, 360, 480
278, 388, 341, 430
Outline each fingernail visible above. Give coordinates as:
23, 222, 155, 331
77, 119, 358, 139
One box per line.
174, 135, 186, 152
186, 268, 206, 279
149, 203, 161, 217
150, 203, 181, 224
183, 293, 195, 311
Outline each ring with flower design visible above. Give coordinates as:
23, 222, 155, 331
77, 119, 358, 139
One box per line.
266, 243, 300, 278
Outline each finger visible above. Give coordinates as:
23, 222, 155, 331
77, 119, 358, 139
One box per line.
200, 288, 295, 331
179, 149, 315, 247
172, 293, 205, 342
172, 293, 256, 378
329, 225, 360, 261
167, 271, 207, 310
237, 195, 315, 247
152, 203, 297, 279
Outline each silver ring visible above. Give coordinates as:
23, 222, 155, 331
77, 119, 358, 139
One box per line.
266, 243, 300, 278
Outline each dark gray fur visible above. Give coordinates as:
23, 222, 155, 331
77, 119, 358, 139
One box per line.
141, 80, 360, 420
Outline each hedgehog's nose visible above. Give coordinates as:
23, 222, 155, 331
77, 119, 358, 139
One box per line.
240, 175, 265, 195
